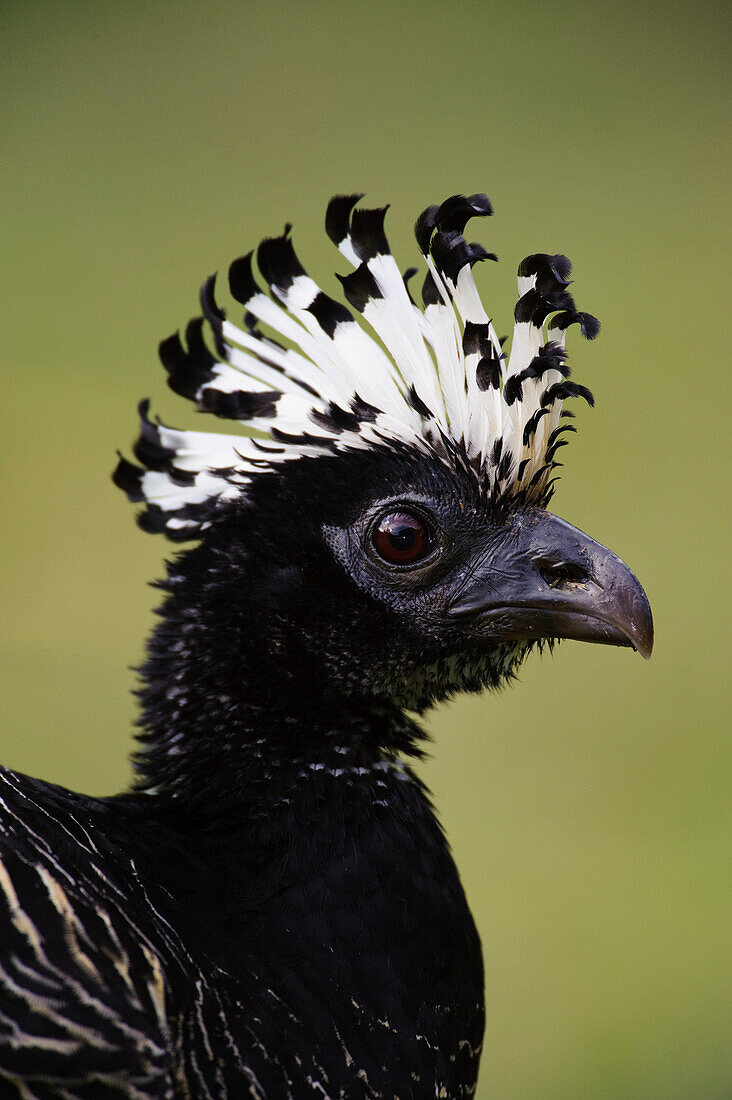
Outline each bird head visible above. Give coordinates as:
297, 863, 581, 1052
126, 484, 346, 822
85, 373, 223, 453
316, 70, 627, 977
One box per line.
115, 193, 652, 732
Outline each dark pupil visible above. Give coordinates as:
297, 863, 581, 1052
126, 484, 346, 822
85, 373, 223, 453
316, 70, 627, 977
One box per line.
389, 524, 416, 550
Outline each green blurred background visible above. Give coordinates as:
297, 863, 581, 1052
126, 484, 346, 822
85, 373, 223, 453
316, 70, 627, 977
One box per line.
1, 1, 729, 1095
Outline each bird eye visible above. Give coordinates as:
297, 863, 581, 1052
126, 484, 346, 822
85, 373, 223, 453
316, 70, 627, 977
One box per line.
372, 510, 431, 566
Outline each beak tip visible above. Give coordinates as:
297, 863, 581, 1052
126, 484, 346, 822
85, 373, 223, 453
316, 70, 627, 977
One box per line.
629, 598, 654, 660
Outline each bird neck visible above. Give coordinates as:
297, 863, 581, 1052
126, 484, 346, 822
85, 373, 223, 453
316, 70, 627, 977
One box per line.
133, 547, 423, 815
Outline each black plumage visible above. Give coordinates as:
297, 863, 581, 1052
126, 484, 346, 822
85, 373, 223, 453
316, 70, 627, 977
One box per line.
0, 194, 652, 1098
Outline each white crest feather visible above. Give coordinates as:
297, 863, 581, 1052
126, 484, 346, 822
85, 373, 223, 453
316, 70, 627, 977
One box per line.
115, 194, 600, 539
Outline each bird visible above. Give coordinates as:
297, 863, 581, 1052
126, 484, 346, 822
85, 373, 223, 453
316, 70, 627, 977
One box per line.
0, 191, 653, 1098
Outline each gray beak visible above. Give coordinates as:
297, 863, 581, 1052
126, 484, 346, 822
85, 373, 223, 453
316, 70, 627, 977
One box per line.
448, 510, 653, 659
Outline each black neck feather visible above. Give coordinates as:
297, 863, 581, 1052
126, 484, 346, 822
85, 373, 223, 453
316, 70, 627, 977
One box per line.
135, 536, 424, 815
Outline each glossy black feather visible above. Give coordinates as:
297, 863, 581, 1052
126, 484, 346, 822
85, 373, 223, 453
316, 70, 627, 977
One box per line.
0, 444, 515, 1096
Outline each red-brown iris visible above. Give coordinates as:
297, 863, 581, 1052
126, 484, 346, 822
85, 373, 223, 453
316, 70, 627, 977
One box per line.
372, 510, 431, 565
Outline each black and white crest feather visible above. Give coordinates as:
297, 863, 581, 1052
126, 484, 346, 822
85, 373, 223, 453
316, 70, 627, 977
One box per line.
115, 194, 599, 539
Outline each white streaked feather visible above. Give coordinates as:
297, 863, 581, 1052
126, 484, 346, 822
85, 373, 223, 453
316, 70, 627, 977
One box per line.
122, 196, 596, 534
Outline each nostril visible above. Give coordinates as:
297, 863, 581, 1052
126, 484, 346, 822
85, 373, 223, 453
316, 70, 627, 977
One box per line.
535, 558, 590, 589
